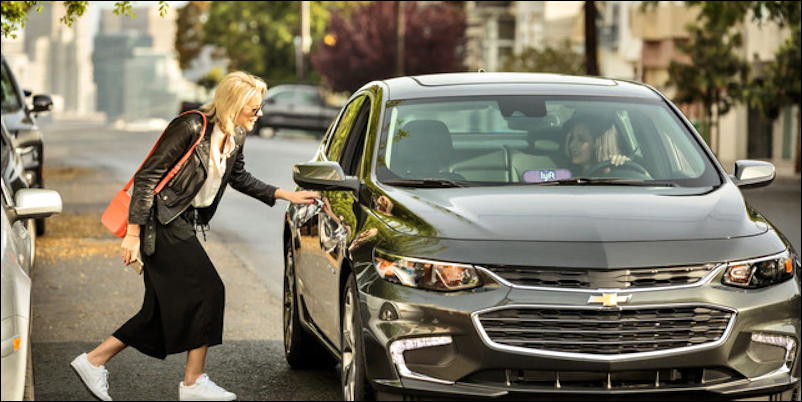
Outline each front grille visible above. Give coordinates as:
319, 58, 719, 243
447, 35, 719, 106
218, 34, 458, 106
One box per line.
483, 263, 718, 289
477, 306, 734, 355
461, 367, 742, 390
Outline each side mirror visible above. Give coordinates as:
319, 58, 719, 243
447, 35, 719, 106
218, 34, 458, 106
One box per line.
293, 161, 359, 192
732, 160, 775, 189
32, 94, 53, 113
13, 188, 62, 222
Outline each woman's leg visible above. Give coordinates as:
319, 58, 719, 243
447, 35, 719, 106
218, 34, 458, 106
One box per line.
184, 345, 209, 385
86, 336, 127, 367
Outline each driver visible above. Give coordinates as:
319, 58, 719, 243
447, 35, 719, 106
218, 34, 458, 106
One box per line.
565, 112, 631, 176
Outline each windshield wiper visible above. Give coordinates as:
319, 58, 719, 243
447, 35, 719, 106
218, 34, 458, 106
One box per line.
525, 177, 678, 187
381, 178, 470, 188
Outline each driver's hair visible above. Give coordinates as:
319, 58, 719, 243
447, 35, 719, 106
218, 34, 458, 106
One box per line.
563, 112, 622, 163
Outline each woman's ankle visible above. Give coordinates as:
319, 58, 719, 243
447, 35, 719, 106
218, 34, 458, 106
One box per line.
85, 351, 106, 367
183, 372, 203, 386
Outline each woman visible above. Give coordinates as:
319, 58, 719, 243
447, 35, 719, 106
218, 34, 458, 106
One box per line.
71, 71, 319, 401
565, 112, 631, 176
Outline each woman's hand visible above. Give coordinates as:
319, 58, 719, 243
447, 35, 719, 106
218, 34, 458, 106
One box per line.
121, 233, 140, 265
280, 189, 321, 205
609, 154, 631, 166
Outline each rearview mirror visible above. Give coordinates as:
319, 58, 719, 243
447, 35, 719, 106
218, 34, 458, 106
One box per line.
732, 160, 775, 188
13, 188, 62, 222
293, 161, 359, 192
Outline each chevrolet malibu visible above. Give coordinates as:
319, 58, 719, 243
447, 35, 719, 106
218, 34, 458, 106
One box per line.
283, 73, 800, 400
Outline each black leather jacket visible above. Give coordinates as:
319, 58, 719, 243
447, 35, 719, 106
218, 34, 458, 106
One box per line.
128, 112, 277, 227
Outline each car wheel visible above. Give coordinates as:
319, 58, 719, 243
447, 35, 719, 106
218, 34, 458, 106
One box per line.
341, 273, 374, 401
259, 126, 277, 139
283, 244, 335, 369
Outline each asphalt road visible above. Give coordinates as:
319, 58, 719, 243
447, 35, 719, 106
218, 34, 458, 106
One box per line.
29, 120, 801, 401
31, 122, 338, 401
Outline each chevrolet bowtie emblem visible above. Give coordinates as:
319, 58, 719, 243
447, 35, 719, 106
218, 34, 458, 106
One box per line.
588, 293, 632, 307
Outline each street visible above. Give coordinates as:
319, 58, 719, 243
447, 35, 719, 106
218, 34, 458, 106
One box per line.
29, 120, 801, 401
31, 122, 337, 401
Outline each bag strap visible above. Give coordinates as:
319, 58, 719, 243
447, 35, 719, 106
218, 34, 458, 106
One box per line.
122, 110, 208, 194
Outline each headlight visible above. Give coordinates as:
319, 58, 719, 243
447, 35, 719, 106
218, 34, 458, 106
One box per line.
722, 251, 795, 289
373, 249, 482, 291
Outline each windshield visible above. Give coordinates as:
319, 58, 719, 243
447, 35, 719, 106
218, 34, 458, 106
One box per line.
375, 96, 721, 188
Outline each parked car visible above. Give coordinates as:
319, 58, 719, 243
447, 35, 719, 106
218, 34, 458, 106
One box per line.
1, 55, 53, 235
255, 84, 340, 137
284, 73, 801, 401
1, 119, 62, 401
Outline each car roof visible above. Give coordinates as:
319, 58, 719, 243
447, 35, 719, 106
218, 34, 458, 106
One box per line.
376, 72, 661, 101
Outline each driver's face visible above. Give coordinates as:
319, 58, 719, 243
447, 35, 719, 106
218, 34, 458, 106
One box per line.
569, 124, 594, 166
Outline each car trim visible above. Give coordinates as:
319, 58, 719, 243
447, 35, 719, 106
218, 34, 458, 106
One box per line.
471, 302, 738, 362
475, 250, 790, 294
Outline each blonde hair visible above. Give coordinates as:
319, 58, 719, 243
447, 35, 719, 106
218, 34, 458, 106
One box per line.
202, 71, 267, 135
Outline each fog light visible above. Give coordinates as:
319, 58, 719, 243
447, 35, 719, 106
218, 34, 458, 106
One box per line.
389, 336, 453, 384
751, 333, 797, 371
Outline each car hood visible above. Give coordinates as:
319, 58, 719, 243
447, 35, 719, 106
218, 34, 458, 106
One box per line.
375, 182, 768, 242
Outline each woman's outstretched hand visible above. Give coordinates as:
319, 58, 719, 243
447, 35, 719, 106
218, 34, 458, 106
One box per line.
280, 190, 321, 205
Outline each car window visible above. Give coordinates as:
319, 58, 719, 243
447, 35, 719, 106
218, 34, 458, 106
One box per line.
326, 95, 367, 162
270, 91, 296, 105
296, 90, 321, 106
340, 100, 371, 175
377, 95, 720, 187
1, 61, 23, 112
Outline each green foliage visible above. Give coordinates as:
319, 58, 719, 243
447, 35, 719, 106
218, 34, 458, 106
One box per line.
1, 1, 169, 38
666, 23, 748, 145
746, 25, 801, 119
1, 1, 38, 38
502, 40, 585, 75
175, 1, 210, 70
198, 1, 359, 83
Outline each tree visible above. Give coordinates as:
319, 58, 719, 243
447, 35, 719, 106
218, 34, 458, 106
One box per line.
502, 40, 585, 75
175, 1, 210, 71
666, 25, 748, 154
1, 1, 168, 38
583, 1, 599, 76
311, 2, 465, 93
196, 1, 359, 83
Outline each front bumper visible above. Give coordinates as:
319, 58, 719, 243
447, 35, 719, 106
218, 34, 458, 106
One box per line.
357, 268, 801, 399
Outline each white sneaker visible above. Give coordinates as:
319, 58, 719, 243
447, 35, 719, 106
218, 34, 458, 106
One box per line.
179, 373, 236, 401
70, 353, 112, 401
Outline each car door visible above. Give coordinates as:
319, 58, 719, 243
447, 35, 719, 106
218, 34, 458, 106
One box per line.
296, 94, 367, 341
316, 95, 373, 343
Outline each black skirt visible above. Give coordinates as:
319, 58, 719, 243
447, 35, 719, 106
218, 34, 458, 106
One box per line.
113, 209, 225, 360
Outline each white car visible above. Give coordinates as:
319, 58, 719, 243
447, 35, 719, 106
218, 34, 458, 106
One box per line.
1, 119, 62, 401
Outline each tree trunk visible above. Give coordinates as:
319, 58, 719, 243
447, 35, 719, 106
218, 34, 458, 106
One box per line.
794, 105, 802, 173
584, 1, 599, 76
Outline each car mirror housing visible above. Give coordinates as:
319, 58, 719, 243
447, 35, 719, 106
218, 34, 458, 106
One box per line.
732, 160, 775, 189
32, 94, 53, 113
13, 188, 62, 222
293, 161, 359, 192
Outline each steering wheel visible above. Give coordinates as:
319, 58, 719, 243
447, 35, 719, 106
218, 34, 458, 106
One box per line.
585, 159, 651, 178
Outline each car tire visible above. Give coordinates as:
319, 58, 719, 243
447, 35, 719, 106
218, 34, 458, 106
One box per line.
259, 126, 277, 139
341, 273, 375, 401
283, 244, 336, 369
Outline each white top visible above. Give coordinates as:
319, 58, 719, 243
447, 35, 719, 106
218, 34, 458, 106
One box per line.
192, 125, 236, 208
